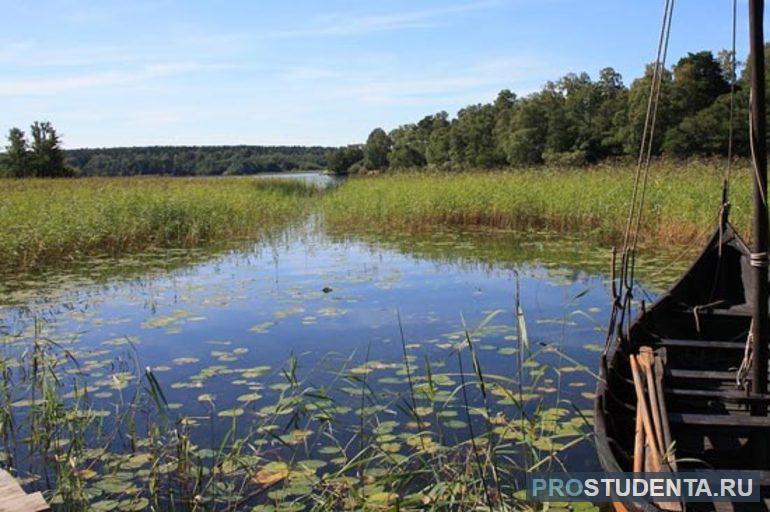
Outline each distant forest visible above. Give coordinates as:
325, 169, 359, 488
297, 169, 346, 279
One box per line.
330, 46, 770, 174
63, 146, 331, 176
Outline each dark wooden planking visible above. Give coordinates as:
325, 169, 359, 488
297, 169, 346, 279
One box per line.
666, 387, 770, 402
657, 338, 747, 350
666, 369, 741, 380
669, 413, 770, 428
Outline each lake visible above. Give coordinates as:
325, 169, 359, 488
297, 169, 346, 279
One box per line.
0, 179, 686, 507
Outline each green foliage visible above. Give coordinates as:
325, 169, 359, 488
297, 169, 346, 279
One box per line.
451, 104, 505, 167
29, 121, 68, 177
3, 122, 71, 178
327, 145, 364, 174
63, 145, 331, 176
354, 46, 769, 171
4, 128, 29, 178
363, 128, 392, 169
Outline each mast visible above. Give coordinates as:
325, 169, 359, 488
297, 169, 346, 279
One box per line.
749, 0, 769, 427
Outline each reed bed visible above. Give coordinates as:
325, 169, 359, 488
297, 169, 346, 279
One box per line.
322, 162, 753, 247
0, 177, 316, 271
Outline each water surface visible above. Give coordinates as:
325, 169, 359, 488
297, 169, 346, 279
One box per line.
0, 214, 688, 490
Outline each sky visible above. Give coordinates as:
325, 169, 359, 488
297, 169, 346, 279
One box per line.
1, 1, 765, 148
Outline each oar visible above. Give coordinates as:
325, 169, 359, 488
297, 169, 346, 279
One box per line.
640, 347, 666, 458
634, 397, 644, 473
653, 349, 677, 471
629, 354, 661, 470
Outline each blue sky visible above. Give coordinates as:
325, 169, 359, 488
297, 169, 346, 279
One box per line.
1, 1, 763, 148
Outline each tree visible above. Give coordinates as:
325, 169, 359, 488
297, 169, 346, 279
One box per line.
502, 94, 548, 166
30, 121, 67, 177
4, 128, 29, 178
388, 124, 427, 168
450, 104, 504, 167
670, 51, 730, 118
618, 64, 676, 155
425, 126, 452, 165
327, 146, 364, 174
363, 128, 392, 170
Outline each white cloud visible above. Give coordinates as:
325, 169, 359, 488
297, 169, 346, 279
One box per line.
283, 56, 551, 107
0, 62, 216, 96
268, 0, 504, 38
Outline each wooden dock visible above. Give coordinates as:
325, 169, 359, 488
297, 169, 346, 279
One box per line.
0, 471, 48, 512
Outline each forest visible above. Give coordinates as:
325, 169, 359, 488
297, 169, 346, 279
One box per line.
329, 47, 769, 174
63, 145, 331, 176
0, 123, 333, 177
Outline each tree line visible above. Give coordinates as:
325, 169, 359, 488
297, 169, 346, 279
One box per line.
2, 122, 70, 177
62, 146, 331, 177
0, 126, 332, 177
329, 46, 770, 174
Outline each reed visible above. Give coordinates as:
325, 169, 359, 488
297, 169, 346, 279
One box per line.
322, 161, 753, 247
0, 177, 316, 272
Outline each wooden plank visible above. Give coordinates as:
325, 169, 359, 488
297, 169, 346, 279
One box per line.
0, 471, 49, 512
0, 492, 49, 512
657, 338, 746, 350
669, 413, 770, 427
0, 472, 23, 500
666, 369, 738, 380
665, 387, 770, 401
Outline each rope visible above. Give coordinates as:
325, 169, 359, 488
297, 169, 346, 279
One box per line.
750, 251, 769, 267
724, 0, 738, 197
630, 0, 674, 256
620, 0, 674, 256
738, 320, 755, 388
604, 0, 675, 356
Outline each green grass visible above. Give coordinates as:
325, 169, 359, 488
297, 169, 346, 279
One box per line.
322, 161, 753, 246
0, 177, 316, 271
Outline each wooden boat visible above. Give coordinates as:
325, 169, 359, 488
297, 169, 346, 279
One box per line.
595, 221, 770, 510
595, 1, 770, 510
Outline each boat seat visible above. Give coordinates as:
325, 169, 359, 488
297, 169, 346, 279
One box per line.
666, 369, 740, 380
657, 338, 747, 350
669, 413, 770, 428
665, 387, 770, 402
676, 305, 752, 317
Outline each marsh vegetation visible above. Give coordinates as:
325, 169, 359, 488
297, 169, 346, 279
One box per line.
0, 163, 712, 510
0, 177, 316, 272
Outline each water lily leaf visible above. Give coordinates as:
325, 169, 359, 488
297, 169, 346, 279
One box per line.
217, 408, 244, 418
254, 462, 289, 486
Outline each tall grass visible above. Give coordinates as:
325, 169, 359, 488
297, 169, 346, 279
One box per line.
0, 177, 316, 271
322, 162, 753, 246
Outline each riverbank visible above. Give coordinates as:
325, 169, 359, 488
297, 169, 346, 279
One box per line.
323, 162, 751, 247
0, 177, 316, 271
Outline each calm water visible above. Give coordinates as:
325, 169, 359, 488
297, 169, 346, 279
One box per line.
255, 170, 343, 188
0, 204, 686, 480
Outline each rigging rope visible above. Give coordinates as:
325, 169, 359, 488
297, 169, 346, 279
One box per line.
724, 0, 738, 198
604, 0, 675, 352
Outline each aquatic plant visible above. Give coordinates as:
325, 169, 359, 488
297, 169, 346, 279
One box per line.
0, 307, 598, 510
322, 161, 752, 247
0, 177, 317, 272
